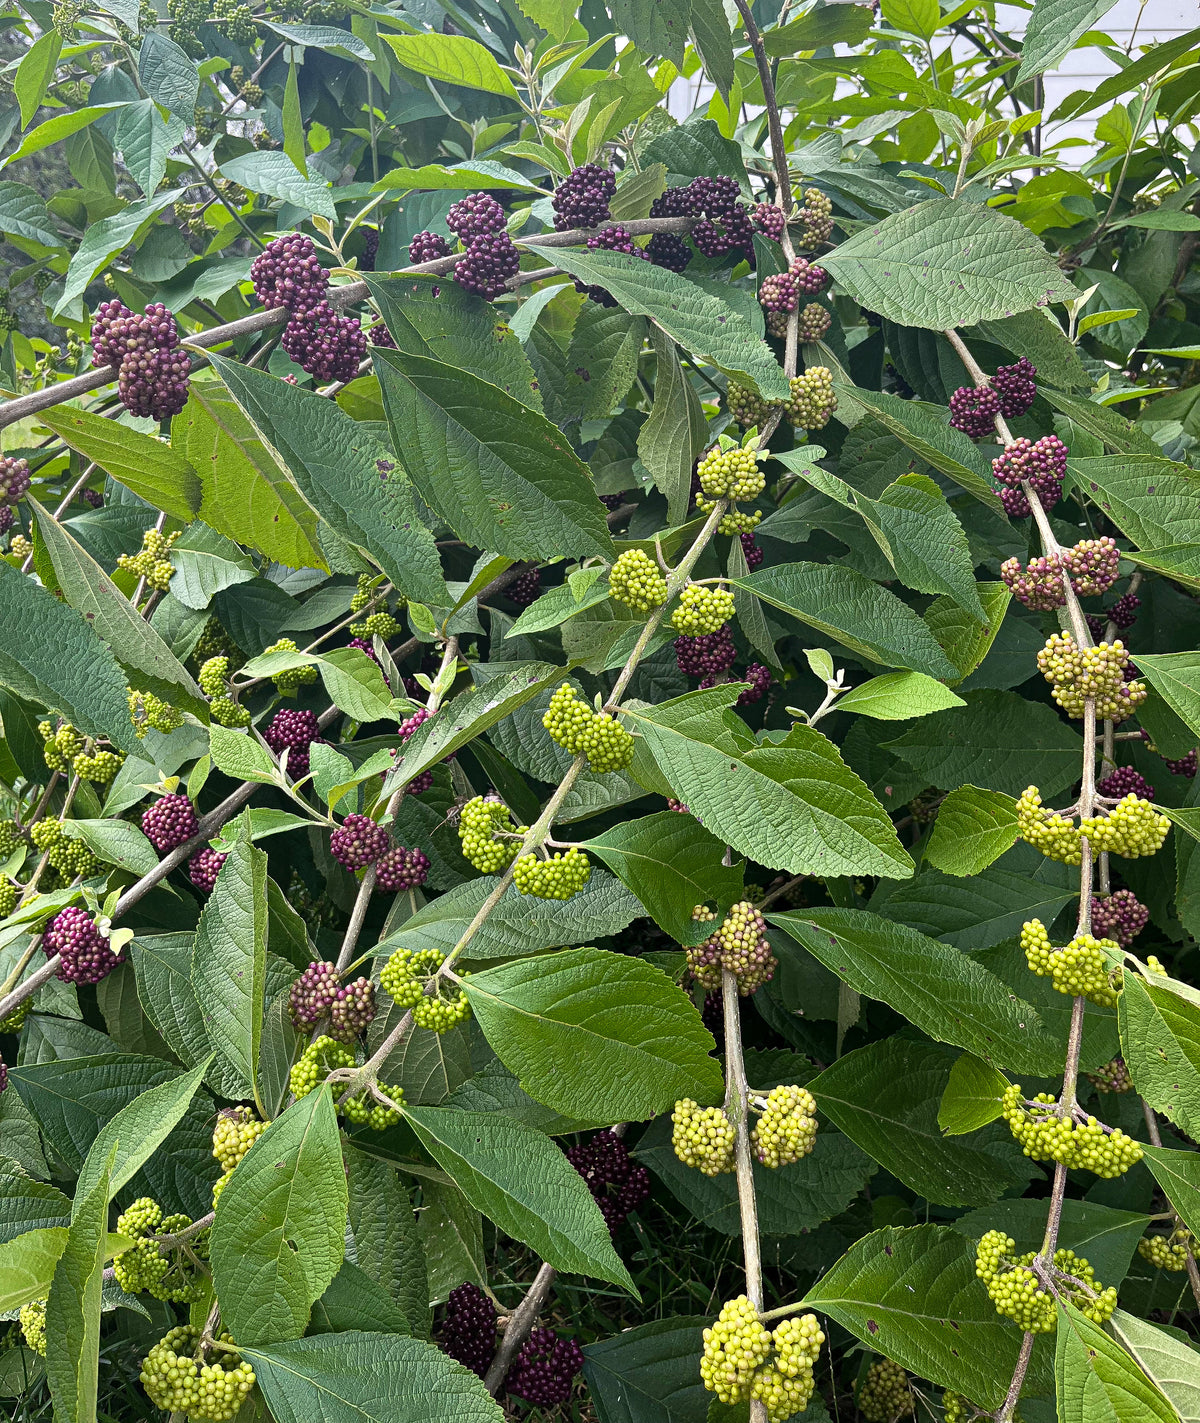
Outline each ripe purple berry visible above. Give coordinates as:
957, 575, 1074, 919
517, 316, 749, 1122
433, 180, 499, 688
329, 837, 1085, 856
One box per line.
43, 907, 119, 985
736, 663, 772, 706
1092, 889, 1149, 947
676, 624, 736, 679
992, 356, 1037, 418
740, 531, 763, 569
188, 847, 226, 894
375, 845, 430, 891
509, 567, 540, 606
564, 1130, 650, 1233
0, 456, 31, 506
948, 384, 1000, 439
1097, 767, 1154, 801
1165, 749, 1198, 778
408, 231, 451, 264
250, 233, 328, 314
440, 1283, 497, 1377
289, 960, 338, 1029
506, 1327, 583, 1407
141, 794, 199, 854
330, 813, 388, 871
552, 164, 616, 231
446, 193, 506, 238
330, 977, 376, 1040
281, 300, 367, 384
750, 203, 785, 241
82, 488, 103, 508
1110, 592, 1141, 629
454, 233, 520, 301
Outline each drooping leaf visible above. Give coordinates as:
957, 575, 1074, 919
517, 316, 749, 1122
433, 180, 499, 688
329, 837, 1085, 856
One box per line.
1143, 1145, 1200, 1242
45, 1156, 112, 1423
637, 328, 709, 527
1108, 1310, 1200, 1423
1016, 0, 1119, 82
926, 785, 1020, 875
1120, 973, 1200, 1143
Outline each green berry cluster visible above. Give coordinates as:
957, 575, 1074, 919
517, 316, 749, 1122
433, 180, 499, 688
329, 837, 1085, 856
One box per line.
212, 1106, 266, 1172
19, 1299, 46, 1355
39, 720, 124, 784
686, 901, 778, 995
0, 986, 29, 1028
943, 1391, 970, 1422
349, 611, 402, 641
341, 1082, 405, 1130
113, 1198, 202, 1302
350, 574, 374, 615
609, 549, 668, 613
458, 795, 522, 873
289, 1035, 355, 1100
128, 688, 184, 738
380, 947, 471, 1033
263, 638, 318, 695
512, 848, 591, 900
30, 817, 99, 878
794, 185, 834, 249
118, 529, 180, 593
976, 1230, 1116, 1332
1079, 794, 1170, 859
72, 748, 124, 782
199, 656, 231, 697
1020, 919, 1120, 1007
0, 876, 18, 919
857, 1359, 913, 1422
0, 820, 20, 858
140, 1326, 255, 1420
1138, 1228, 1193, 1271
751, 1085, 818, 1168
1036, 633, 1146, 722
191, 616, 238, 669
1016, 786, 1081, 864
700, 1297, 824, 1422
726, 381, 772, 429
542, 684, 634, 772
211, 0, 257, 41
784, 368, 836, 429
672, 1098, 735, 1175
697, 444, 765, 502
671, 585, 736, 637
1001, 1083, 1142, 1177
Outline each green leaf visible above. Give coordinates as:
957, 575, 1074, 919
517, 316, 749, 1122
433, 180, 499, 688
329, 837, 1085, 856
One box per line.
310, 1259, 411, 1337
608, 0, 690, 65
46, 1155, 112, 1423
208, 723, 280, 785
16, 32, 62, 129
731, 563, 959, 679
30, 499, 207, 717
375, 348, 614, 564
209, 356, 447, 607
344, 1145, 429, 1336
582, 1317, 710, 1423
373, 159, 545, 194
0, 106, 122, 174
138, 31, 198, 119
1109, 1309, 1200, 1423
882, 0, 939, 39
283, 56, 306, 174
836, 671, 965, 720
0, 1228, 68, 1312
624, 690, 913, 878
1120, 973, 1200, 1143
1042, 391, 1160, 455
211, 1088, 347, 1345
462, 946, 723, 1122
418, 1179, 485, 1304
384, 33, 519, 97
167, 522, 257, 610
40, 406, 201, 522
883, 689, 1085, 797
0, 181, 59, 246
1055, 1302, 1178, 1423
53, 192, 179, 316
0, 1172, 71, 1245
1070, 456, 1200, 548
113, 99, 183, 198
191, 831, 268, 1101
638, 328, 707, 526
1143, 1145, 1200, 1241
241, 1332, 504, 1422
583, 811, 744, 945
926, 785, 1020, 875
764, 1, 873, 53
73, 1059, 210, 1210
802, 1225, 1024, 1408
925, 583, 1013, 684
1126, 546, 1200, 596
260, 20, 377, 59
525, 244, 788, 399
769, 908, 1062, 1073
218, 151, 334, 221
638, 115, 746, 185
506, 579, 612, 638
0, 560, 140, 752
822, 197, 1077, 328
937, 1052, 1009, 1135
1016, 0, 1119, 82
688, 0, 735, 99
316, 647, 394, 723
130, 934, 211, 1074
975, 309, 1091, 392
404, 1105, 637, 1290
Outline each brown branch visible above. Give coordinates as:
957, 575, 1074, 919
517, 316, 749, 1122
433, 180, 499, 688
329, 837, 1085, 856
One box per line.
483, 1261, 557, 1395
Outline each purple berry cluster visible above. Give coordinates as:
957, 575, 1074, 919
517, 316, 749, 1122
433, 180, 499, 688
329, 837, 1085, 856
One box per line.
43, 907, 119, 984
141, 793, 198, 854
505, 1327, 584, 1407
759, 257, 830, 323
564, 1130, 651, 1232
1097, 767, 1154, 801
1165, 749, 1198, 777
578, 224, 649, 305
740, 531, 764, 569
1092, 889, 1149, 947
750, 203, 786, 241
446, 194, 519, 301
188, 846, 226, 894
250, 233, 328, 313
0, 455, 31, 506
330, 813, 389, 871
368, 321, 396, 349
264, 708, 322, 778
408, 231, 451, 264
0, 1057, 6, 1094
289, 960, 339, 1028
676, 624, 736, 679
91, 300, 190, 420
376, 845, 430, 891
1087, 591, 1141, 639
395, 705, 434, 795
736, 663, 772, 705
282, 300, 367, 384
992, 357, 1038, 417
552, 163, 616, 231
948, 384, 1000, 439
440, 1283, 497, 1377
509, 568, 541, 606
991, 434, 1068, 518
330, 976, 376, 1039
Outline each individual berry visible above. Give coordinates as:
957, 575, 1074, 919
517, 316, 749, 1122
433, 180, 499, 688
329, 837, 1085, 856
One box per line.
140, 1326, 255, 1420
1021, 919, 1120, 1007
263, 636, 318, 695
784, 367, 836, 428
609, 549, 667, 613
1097, 767, 1154, 801
19, 1299, 47, 1356
700, 1295, 771, 1403
1138, 1228, 1194, 1272
1000, 552, 1067, 610
857, 1359, 914, 1422
251, 232, 328, 313
458, 795, 521, 874
0, 455, 31, 505
212, 1105, 266, 1172
188, 846, 226, 893
676, 624, 736, 679
43, 906, 119, 984
330, 813, 388, 871
793, 186, 834, 249
447, 193, 506, 238
509, 567, 540, 605
991, 356, 1037, 418
506, 1327, 583, 1407
454, 232, 520, 300
697, 443, 764, 502
512, 848, 591, 899
672, 1098, 736, 1175
330, 977, 375, 1040
281, 300, 367, 383
141, 793, 198, 853
409, 231, 451, 264
1079, 794, 1170, 859
750, 203, 785, 241
565, 1130, 650, 1232
375, 845, 430, 891
949, 384, 1000, 439
1165, 749, 1198, 777
1062, 537, 1120, 597
737, 663, 772, 706
752, 1084, 817, 1168
441, 1282, 497, 1376
1001, 1083, 1142, 1177
288, 959, 339, 1029
671, 585, 736, 637
553, 163, 616, 230
289, 1034, 355, 1100
1037, 633, 1146, 722
647, 231, 691, 272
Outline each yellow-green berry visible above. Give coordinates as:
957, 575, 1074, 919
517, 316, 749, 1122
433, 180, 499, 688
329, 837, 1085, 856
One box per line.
264, 637, 318, 695
457, 795, 520, 874
857, 1359, 913, 1422
19, 1299, 47, 1356
671, 585, 736, 637
751, 1085, 817, 1168
672, 1098, 735, 1175
512, 848, 591, 899
212, 1105, 266, 1172
609, 549, 668, 613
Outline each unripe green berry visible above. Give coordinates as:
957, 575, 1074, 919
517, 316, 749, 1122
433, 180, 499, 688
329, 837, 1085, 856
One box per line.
457, 795, 521, 873
512, 848, 591, 900
671, 585, 735, 637
752, 1085, 817, 1168
857, 1359, 913, 1422
609, 549, 667, 614
672, 1098, 735, 1175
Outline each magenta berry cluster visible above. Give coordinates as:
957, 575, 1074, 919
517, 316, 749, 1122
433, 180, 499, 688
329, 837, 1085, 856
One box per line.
736, 664, 772, 705
1092, 889, 1149, 947
281, 299, 367, 384
740, 531, 764, 569
188, 846, 226, 894
948, 384, 1000, 439
408, 231, 451, 264
264, 708, 321, 778
1000, 552, 1067, 611
289, 960, 338, 1028
992, 357, 1038, 417
43, 907, 119, 984
396, 704, 435, 794
1165, 749, 1198, 777
330, 813, 389, 871
1097, 767, 1154, 801
759, 257, 829, 322
141, 794, 199, 854
330, 977, 375, 1039
375, 845, 430, 891
676, 625, 736, 679
447, 194, 507, 237
509, 568, 541, 606
991, 434, 1068, 518
750, 203, 785, 241
565, 1130, 651, 1233
440, 1282, 497, 1377
552, 164, 616, 230
367, 322, 396, 350
446, 193, 519, 301
577, 224, 650, 305
250, 233, 328, 313
505, 1327, 584, 1407
91, 300, 189, 420
0, 455, 31, 506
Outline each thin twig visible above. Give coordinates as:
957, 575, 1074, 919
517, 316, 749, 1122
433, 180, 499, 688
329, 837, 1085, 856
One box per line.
483, 1261, 557, 1395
